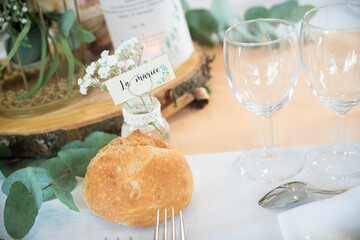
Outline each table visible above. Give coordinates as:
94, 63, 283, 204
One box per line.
1, 143, 359, 240
168, 45, 360, 155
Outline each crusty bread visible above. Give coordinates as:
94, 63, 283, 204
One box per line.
82, 130, 194, 228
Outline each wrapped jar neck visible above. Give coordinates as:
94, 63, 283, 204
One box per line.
122, 96, 161, 126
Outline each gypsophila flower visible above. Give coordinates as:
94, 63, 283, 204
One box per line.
98, 66, 110, 79
141, 57, 150, 65
78, 37, 150, 95
100, 50, 109, 59
125, 59, 136, 71
107, 55, 118, 67
20, 18, 27, 24
86, 62, 96, 75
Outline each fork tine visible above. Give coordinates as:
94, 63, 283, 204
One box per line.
171, 207, 175, 240
164, 208, 167, 240
155, 209, 160, 240
180, 209, 186, 240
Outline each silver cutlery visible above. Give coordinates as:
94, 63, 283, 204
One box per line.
154, 208, 186, 240
259, 181, 347, 208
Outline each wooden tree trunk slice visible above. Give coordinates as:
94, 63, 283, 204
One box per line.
0, 43, 212, 158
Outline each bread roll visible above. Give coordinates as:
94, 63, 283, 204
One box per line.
82, 130, 194, 228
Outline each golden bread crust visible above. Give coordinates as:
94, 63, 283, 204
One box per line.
82, 130, 194, 228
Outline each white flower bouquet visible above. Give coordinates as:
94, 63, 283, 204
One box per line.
78, 37, 150, 95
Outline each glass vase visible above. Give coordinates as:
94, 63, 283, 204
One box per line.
121, 96, 170, 143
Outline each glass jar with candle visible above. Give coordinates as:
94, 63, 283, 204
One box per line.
121, 96, 170, 143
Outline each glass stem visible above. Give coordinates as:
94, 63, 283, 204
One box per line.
333, 113, 347, 156
261, 116, 276, 158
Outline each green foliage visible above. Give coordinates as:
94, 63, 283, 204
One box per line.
245, 7, 269, 20
185, 9, 218, 46
269, 0, 299, 18
58, 148, 99, 178
3, 9, 95, 98
1, 131, 118, 239
284, 5, 314, 22
0, 20, 31, 71
60, 10, 76, 38
182, 0, 314, 46
84, 131, 117, 149
52, 182, 79, 212
4, 182, 39, 239
17, 26, 47, 99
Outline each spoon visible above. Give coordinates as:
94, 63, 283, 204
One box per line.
258, 181, 347, 208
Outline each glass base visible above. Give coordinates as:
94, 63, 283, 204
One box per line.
306, 145, 360, 180
236, 147, 304, 183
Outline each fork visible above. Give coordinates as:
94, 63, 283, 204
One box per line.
154, 207, 186, 240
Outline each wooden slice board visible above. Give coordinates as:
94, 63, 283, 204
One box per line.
0, 43, 212, 158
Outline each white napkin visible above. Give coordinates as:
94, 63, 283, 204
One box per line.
278, 186, 360, 240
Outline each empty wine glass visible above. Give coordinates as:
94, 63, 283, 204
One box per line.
224, 19, 303, 182
300, 4, 360, 179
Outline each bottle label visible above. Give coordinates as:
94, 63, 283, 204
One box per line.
99, 0, 194, 68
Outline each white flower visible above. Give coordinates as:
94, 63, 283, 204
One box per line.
79, 85, 87, 95
22, 6, 28, 12
13, 5, 17, 10
20, 18, 27, 24
114, 47, 123, 56
0, 18, 4, 23
86, 62, 96, 75
125, 59, 136, 71
139, 42, 145, 49
117, 61, 125, 69
140, 57, 150, 65
100, 50, 109, 59
97, 58, 106, 66
124, 39, 134, 48
130, 37, 138, 45
77, 78, 83, 86
107, 55, 118, 67
98, 66, 110, 79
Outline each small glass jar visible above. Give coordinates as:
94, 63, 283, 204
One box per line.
121, 96, 171, 143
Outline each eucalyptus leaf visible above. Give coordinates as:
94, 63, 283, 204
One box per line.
84, 131, 117, 149
58, 148, 99, 177
2, 167, 54, 201
0, 158, 45, 178
186, 9, 218, 46
211, 0, 240, 27
0, 20, 31, 71
4, 181, 39, 239
245, 6, 269, 20
52, 182, 79, 212
60, 10, 76, 37
61, 140, 86, 151
26, 167, 43, 209
284, 5, 314, 23
269, 0, 298, 19
67, 22, 95, 49
40, 157, 77, 194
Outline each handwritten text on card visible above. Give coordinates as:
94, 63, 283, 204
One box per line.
105, 55, 176, 105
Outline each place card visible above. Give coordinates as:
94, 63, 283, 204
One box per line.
105, 55, 176, 105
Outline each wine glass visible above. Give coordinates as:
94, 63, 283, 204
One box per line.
300, 4, 360, 179
224, 19, 303, 182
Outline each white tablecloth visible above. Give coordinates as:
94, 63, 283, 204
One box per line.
1, 143, 360, 240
